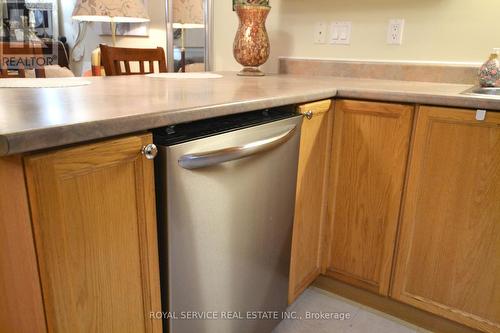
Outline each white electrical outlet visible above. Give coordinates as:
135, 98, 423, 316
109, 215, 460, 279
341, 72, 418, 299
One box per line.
329, 22, 352, 45
387, 19, 404, 45
314, 22, 327, 44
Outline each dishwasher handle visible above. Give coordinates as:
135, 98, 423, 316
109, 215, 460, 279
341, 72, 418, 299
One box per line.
178, 125, 297, 170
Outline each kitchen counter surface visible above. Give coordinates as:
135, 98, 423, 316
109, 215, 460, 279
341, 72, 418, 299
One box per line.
1, 72, 498, 156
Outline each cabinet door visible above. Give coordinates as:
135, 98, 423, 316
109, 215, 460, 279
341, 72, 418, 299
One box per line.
289, 100, 333, 303
24, 134, 162, 333
325, 100, 414, 295
392, 106, 500, 333
0, 156, 46, 333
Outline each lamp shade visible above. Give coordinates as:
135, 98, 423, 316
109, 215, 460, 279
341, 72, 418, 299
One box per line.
72, 0, 150, 23
173, 0, 204, 28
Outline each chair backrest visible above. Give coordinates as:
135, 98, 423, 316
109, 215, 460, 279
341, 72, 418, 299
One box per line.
100, 44, 167, 76
0, 42, 46, 78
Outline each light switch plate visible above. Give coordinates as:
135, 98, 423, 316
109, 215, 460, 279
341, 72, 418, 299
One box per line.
314, 22, 327, 44
329, 22, 351, 45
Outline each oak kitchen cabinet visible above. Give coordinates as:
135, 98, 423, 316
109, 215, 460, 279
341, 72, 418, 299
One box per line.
325, 99, 414, 295
392, 106, 500, 333
0, 156, 47, 333
1, 99, 499, 333
0, 133, 162, 333
289, 100, 333, 303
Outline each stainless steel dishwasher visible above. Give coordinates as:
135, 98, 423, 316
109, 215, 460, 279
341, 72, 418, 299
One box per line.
154, 106, 302, 333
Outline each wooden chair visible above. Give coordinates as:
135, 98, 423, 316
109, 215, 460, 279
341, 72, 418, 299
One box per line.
0, 42, 46, 78
100, 44, 167, 76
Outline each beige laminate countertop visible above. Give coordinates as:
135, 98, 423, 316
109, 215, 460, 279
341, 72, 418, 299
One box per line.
1, 72, 499, 156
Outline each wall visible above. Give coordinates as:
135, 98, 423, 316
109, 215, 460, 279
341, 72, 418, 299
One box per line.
213, 0, 500, 73
59, 0, 167, 75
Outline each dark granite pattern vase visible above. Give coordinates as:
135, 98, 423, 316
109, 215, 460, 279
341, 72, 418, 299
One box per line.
233, 5, 271, 76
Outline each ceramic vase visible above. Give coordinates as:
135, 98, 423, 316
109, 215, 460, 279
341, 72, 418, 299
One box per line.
233, 5, 271, 76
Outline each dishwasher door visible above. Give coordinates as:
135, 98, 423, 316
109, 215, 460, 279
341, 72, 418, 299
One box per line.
157, 115, 302, 333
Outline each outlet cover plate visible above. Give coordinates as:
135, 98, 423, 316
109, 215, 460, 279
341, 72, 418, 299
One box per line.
387, 19, 405, 45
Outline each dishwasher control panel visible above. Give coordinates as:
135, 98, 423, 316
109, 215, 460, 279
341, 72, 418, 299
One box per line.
153, 105, 297, 146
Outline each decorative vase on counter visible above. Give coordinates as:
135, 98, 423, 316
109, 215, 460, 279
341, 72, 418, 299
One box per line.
478, 48, 500, 87
233, 5, 271, 76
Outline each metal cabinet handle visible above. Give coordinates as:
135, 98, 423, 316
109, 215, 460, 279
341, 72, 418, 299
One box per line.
178, 125, 297, 170
302, 111, 313, 120
142, 144, 158, 160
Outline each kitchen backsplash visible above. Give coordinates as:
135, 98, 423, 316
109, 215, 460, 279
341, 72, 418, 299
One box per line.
279, 58, 479, 84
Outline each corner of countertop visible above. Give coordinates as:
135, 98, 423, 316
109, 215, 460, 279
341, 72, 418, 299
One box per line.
0, 137, 9, 156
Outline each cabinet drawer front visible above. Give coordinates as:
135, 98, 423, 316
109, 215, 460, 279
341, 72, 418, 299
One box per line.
326, 99, 414, 295
24, 134, 162, 333
392, 106, 500, 333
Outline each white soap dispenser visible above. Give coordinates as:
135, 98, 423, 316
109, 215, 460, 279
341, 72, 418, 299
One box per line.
478, 48, 500, 87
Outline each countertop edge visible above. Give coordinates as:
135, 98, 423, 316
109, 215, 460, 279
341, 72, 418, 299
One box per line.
336, 89, 500, 110
1, 90, 337, 156
5, 80, 500, 157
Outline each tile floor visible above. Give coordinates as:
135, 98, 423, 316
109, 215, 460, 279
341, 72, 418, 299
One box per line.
273, 287, 431, 333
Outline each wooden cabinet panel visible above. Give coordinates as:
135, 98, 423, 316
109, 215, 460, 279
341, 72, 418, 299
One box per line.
325, 99, 414, 295
392, 106, 500, 333
289, 100, 333, 303
0, 156, 47, 333
24, 134, 162, 333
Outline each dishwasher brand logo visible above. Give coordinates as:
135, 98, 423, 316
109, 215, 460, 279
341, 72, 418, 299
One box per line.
149, 311, 352, 321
